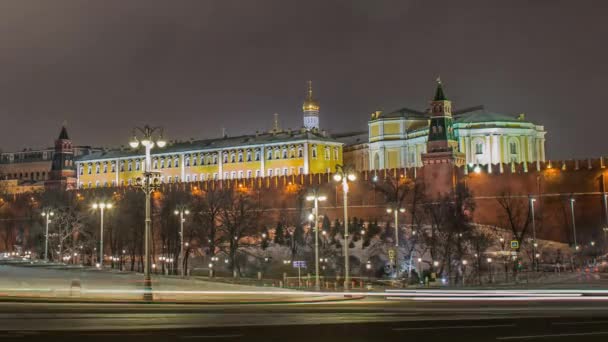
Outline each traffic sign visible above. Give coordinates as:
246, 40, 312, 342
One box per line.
292, 260, 307, 268
388, 249, 395, 261
510, 240, 519, 250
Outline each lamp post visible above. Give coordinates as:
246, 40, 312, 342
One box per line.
603, 227, 608, 254
174, 206, 190, 277
92, 202, 112, 268
333, 164, 356, 291
386, 206, 405, 277
529, 197, 538, 272
41, 209, 54, 262
129, 125, 166, 301
306, 190, 327, 291
570, 198, 578, 250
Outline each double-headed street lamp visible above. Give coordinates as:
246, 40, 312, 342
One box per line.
41, 209, 54, 262
92, 202, 113, 267
129, 125, 166, 301
333, 164, 356, 291
386, 205, 405, 277
306, 190, 327, 291
174, 206, 190, 277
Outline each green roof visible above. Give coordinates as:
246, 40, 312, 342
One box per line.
76, 130, 340, 162
454, 109, 522, 124
378, 107, 426, 119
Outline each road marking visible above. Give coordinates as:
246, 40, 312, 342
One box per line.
496, 331, 608, 340
552, 320, 608, 326
180, 334, 243, 339
393, 323, 515, 331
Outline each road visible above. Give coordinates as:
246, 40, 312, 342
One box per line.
1, 298, 608, 341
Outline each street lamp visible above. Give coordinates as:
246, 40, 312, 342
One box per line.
386, 206, 405, 277
92, 202, 112, 267
129, 125, 166, 301
603, 227, 608, 254
570, 198, 578, 250
174, 206, 190, 277
333, 164, 356, 290
41, 208, 54, 262
306, 190, 327, 291
529, 197, 538, 272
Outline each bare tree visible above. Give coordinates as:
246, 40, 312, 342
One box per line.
219, 189, 265, 277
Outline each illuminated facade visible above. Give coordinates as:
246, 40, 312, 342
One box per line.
75, 83, 343, 188
367, 79, 547, 170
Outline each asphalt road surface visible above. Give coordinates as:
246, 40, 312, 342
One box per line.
1, 298, 608, 341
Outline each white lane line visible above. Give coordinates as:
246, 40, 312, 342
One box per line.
496, 331, 608, 340
552, 320, 608, 326
393, 323, 515, 331
179, 334, 243, 339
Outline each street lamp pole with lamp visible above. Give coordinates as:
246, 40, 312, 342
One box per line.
529, 196, 538, 271
333, 164, 356, 291
129, 125, 166, 301
92, 202, 112, 267
570, 198, 578, 250
306, 190, 327, 291
174, 206, 190, 277
41, 208, 54, 262
386, 205, 405, 277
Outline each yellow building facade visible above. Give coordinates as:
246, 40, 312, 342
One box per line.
76, 130, 342, 188
75, 82, 343, 188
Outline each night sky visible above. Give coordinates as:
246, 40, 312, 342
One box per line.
0, 0, 606, 159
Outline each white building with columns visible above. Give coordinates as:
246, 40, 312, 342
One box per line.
367, 82, 546, 171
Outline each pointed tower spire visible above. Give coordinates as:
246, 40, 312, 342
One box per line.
302, 81, 320, 130
58, 125, 69, 140
434, 76, 447, 101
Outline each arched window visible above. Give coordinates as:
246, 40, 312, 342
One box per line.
153, 159, 158, 169
103, 163, 108, 173
96, 164, 101, 174
475, 142, 484, 155
135, 160, 140, 171
192, 155, 197, 166
238, 152, 243, 162
174, 158, 179, 168
267, 150, 273, 160
185, 157, 190, 167
282, 149, 287, 159
373, 153, 380, 169
255, 150, 260, 161
160, 159, 165, 169
246, 151, 252, 162
298, 148, 303, 158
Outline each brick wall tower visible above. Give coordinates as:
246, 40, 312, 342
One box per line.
45, 126, 76, 190
421, 78, 466, 197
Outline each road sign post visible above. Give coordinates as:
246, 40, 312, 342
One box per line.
293, 261, 307, 288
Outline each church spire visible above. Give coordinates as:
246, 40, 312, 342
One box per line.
302, 80, 320, 130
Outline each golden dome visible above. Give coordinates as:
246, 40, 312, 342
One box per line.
302, 81, 320, 112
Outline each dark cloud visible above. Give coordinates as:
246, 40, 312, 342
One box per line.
0, 0, 605, 159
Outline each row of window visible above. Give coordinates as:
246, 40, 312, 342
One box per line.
78, 166, 312, 189
473, 141, 519, 155
3, 171, 47, 181
79, 145, 340, 175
